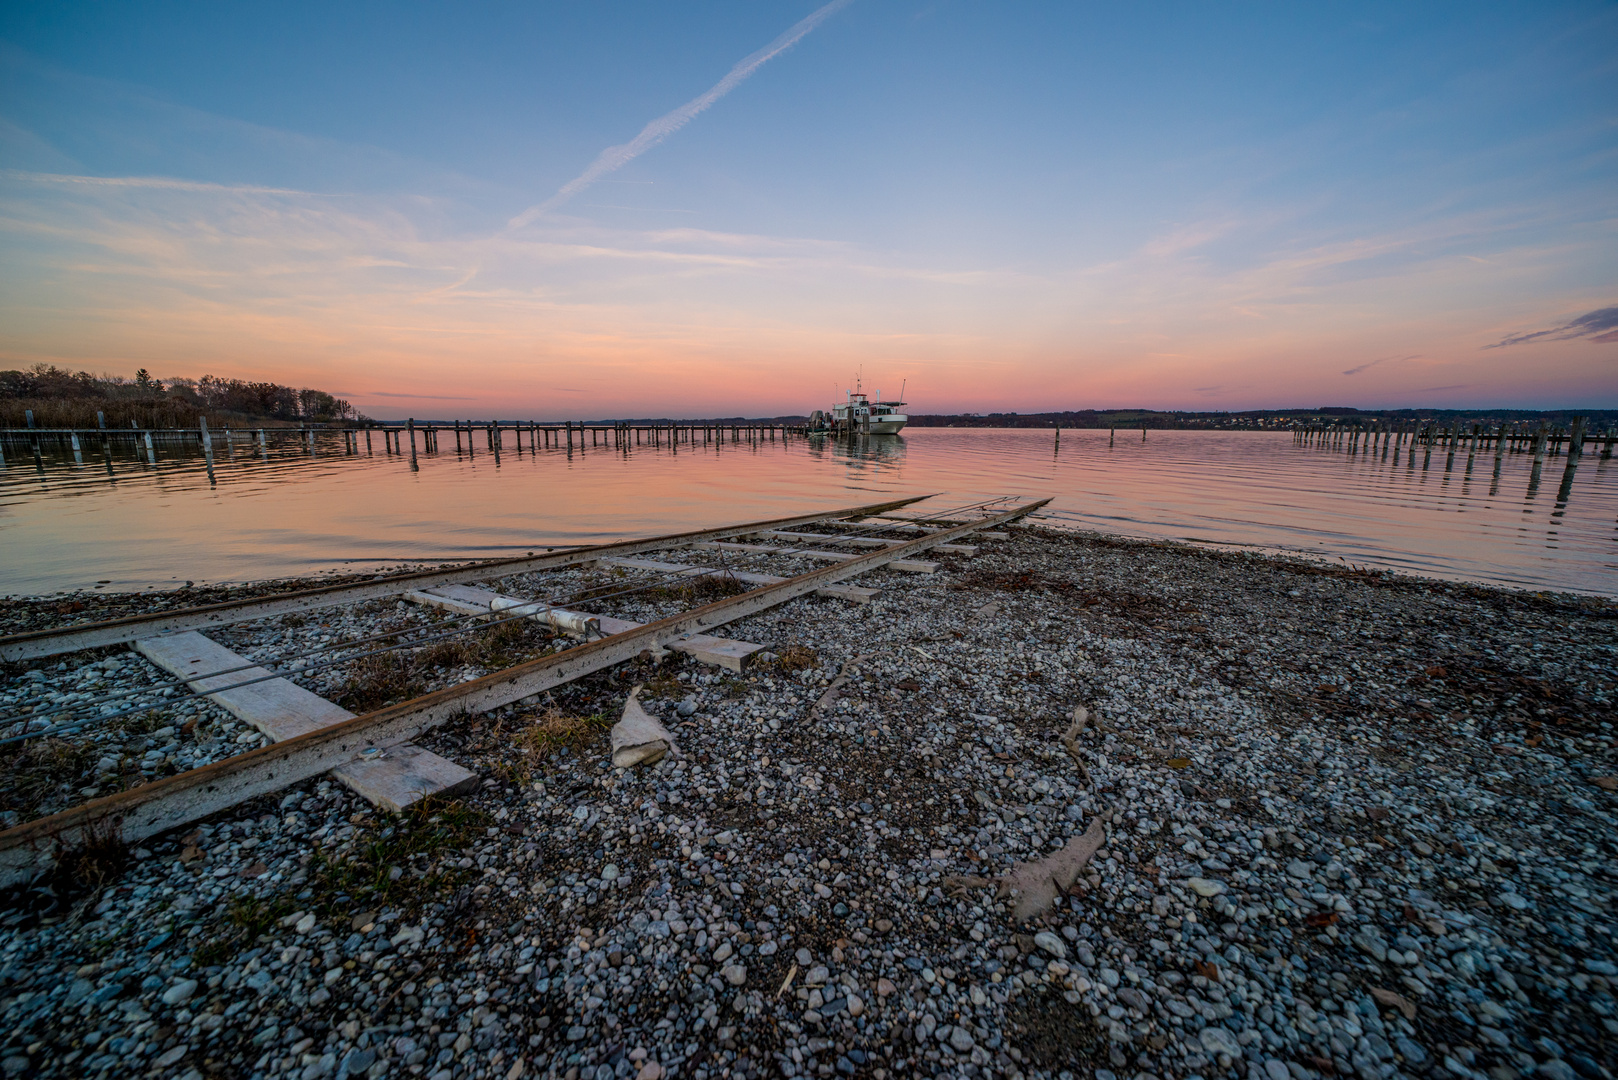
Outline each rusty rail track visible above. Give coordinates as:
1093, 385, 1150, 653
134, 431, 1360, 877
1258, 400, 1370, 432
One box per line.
0, 495, 934, 663
0, 498, 1047, 886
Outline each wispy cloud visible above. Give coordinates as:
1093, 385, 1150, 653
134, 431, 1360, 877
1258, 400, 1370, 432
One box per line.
3, 168, 319, 196
507, 0, 854, 228
581, 204, 698, 213
1342, 354, 1418, 376
1486, 305, 1618, 348
368, 391, 477, 399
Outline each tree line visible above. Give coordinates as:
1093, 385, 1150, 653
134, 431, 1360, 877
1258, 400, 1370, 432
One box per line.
0, 364, 365, 428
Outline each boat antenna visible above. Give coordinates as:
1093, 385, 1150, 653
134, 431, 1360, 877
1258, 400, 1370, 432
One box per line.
899, 378, 906, 403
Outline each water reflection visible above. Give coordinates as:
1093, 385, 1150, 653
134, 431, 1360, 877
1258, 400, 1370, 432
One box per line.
2, 427, 1614, 596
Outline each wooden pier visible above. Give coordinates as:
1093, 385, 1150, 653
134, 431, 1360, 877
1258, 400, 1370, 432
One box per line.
1291, 417, 1613, 460
0, 415, 807, 472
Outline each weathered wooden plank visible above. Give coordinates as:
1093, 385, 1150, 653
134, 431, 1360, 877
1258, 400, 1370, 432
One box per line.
407, 586, 769, 672
134, 632, 476, 812
412, 584, 601, 637
860, 516, 1010, 539
599, 558, 879, 604
0, 500, 1045, 885
333, 744, 479, 814
759, 530, 978, 556
133, 634, 350, 741
0, 495, 934, 662
695, 540, 940, 574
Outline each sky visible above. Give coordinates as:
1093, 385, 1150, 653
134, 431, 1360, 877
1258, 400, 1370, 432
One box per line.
1, 2, 1614, 420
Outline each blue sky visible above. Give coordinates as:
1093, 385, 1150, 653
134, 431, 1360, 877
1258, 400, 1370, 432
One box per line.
2, 2, 1614, 417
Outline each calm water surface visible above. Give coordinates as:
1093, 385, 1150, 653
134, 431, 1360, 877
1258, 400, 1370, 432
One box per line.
1, 428, 1613, 596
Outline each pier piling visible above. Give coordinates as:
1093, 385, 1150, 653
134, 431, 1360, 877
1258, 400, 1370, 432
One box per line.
200, 417, 215, 484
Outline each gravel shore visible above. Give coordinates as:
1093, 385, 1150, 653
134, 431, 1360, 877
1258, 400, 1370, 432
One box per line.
0, 527, 1613, 1080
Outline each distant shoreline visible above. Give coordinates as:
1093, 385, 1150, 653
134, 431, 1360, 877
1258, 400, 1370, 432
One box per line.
351, 408, 1615, 430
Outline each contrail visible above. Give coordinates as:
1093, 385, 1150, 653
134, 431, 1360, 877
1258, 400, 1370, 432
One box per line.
508, 0, 854, 229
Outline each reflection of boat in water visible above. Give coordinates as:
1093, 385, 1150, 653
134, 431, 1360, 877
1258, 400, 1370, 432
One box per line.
808, 382, 908, 435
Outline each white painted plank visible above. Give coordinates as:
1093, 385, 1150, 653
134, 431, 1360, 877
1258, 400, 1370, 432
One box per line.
134, 632, 475, 811
134, 633, 348, 741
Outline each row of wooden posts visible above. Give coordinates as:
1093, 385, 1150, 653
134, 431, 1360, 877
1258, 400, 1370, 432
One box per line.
1295, 417, 1614, 463
0, 411, 799, 477
0, 413, 331, 476
371, 419, 795, 464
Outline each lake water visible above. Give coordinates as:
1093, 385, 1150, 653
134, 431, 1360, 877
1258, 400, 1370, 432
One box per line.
1, 427, 1613, 597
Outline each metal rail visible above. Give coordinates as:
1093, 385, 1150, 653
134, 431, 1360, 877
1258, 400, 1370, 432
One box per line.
0, 499, 1047, 886
0, 495, 933, 662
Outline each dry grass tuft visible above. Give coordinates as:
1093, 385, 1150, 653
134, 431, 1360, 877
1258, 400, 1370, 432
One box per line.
336, 652, 426, 713
0, 737, 102, 821
644, 574, 752, 606
641, 673, 685, 699
512, 707, 612, 767
41, 815, 129, 912
771, 644, 820, 672
337, 619, 554, 711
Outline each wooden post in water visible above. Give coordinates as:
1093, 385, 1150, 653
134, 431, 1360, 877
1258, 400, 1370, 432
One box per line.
1109, 427, 1115, 446
408, 418, 418, 470
1567, 415, 1587, 463
200, 417, 216, 483
1532, 423, 1548, 466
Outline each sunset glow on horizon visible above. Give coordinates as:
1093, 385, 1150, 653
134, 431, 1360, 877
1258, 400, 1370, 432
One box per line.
2, 2, 1614, 420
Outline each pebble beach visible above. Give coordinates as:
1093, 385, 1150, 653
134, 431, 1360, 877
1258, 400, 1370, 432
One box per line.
0, 526, 1613, 1080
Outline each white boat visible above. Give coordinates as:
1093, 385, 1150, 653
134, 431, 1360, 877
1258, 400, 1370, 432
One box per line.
819, 387, 908, 435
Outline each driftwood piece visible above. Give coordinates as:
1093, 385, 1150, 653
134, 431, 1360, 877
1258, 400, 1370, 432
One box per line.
1062, 705, 1092, 780
942, 875, 994, 898
810, 652, 882, 718
996, 816, 1106, 921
